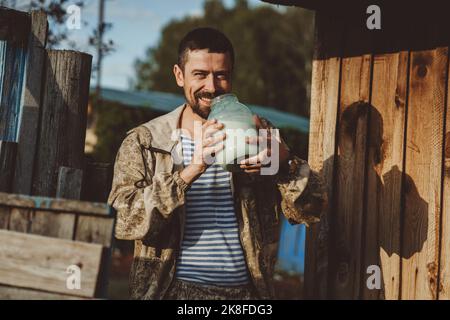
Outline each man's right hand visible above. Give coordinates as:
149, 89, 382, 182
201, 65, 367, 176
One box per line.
180, 119, 226, 185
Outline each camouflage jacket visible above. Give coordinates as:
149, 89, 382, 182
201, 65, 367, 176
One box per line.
108, 104, 327, 300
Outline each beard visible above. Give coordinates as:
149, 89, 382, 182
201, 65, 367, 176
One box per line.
191, 103, 210, 119
189, 90, 225, 119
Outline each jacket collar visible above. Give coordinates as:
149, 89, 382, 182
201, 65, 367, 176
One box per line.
141, 104, 186, 153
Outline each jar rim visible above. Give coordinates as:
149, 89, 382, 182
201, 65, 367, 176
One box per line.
211, 93, 237, 105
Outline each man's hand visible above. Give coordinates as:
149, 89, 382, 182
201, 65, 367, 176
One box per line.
239, 115, 290, 175
180, 119, 226, 185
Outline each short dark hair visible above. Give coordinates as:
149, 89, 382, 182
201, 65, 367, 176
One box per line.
177, 27, 234, 71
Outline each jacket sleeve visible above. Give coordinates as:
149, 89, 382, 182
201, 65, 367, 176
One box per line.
257, 116, 328, 226
107, 126, 189, 240
276, 156, 328, 226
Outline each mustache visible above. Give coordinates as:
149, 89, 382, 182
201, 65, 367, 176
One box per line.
194, 91, 224, 100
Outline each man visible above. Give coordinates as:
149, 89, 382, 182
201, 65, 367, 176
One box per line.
108, 27, 327, 300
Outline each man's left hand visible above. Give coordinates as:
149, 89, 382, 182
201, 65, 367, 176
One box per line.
239, 115, 290, 175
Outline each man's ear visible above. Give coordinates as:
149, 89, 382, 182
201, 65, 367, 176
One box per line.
173, 64, 184, 88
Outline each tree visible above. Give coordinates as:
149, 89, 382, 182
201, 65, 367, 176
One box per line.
133, 0, 314, 118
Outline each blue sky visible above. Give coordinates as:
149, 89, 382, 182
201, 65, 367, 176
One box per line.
46, 0, 279, 90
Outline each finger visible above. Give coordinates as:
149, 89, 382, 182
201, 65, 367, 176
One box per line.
240, 154, 261, 165
203, 143, 225, 157
204, 124, 224, 138
252, 115, 263, 130
244, 168, 261, 175
212, 143, 225, 154
203, 132, 226, 147
245, 135, 268, 145
202, 119, 217, 128
203, 120, 224, 132
203, 119, 217, 127
240, 163, 262, 170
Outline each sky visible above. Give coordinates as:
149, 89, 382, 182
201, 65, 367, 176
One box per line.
29, 0, 279, 90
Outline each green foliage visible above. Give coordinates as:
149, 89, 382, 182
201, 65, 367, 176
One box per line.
91, 98, 161, 163
133, 0, 314, 117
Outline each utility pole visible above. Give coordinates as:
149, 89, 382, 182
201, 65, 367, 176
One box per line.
95, 0, 105, 104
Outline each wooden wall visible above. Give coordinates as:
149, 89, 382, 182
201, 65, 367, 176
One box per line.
305, 3, 450, 300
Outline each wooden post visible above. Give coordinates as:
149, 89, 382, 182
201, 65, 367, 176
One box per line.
56, 166, 83, 200
0, 141, 17, 192
439, 60, 450, 300
12, 11, 48, 195
401, 47, 448, 300
32, 50, 92, 197
304, 9, 343, 300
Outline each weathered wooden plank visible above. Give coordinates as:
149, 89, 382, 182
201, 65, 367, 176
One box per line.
56, 166, 83, 200
0, 205, 10, 229
328, 7, 373, 298
401, 47, 448, 300
0, 192, 111, 216
8, 207, 31, 233
0, 8, 30, 44
32, 50, 92, 197
75, 215, 115, 247
361, 51, 409, 300
438, 50, 450, 300
0, 141, 17, 192
74, 215, 115, 297
0, 229, 104, 298
304, 9, 343, 300
0, 285, 86, 300
331, 58, 371, 299
12, 10, 48, 195
304, 61, 338, 298
30, 210, 76, 240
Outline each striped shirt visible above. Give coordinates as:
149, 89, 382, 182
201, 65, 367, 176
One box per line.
175, 134, 250, 286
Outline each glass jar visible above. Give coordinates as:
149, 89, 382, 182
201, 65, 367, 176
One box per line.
207, 93, 258, 172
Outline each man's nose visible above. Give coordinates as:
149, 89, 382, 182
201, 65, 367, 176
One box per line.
204, 74, 218, 93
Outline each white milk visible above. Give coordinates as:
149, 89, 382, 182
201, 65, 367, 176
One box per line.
214, 120, 258, 172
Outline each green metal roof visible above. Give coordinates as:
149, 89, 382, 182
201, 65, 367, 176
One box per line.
94, 87, 310, 133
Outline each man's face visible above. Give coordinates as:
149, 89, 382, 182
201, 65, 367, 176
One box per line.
173, 49, 232, 119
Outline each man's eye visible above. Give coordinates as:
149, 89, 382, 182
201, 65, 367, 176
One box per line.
216, 74, 227, 80
194, 73, 206, 78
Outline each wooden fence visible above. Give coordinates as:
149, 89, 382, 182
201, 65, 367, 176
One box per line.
0, 8, 115, 299
0, 192, 114, 299
304, 2, 450, 300
0, 7, 93, 198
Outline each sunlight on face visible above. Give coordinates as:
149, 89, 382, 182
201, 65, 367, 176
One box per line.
175, 49, 232, 118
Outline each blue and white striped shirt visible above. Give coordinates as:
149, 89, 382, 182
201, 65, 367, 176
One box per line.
175, 134, 250, 286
